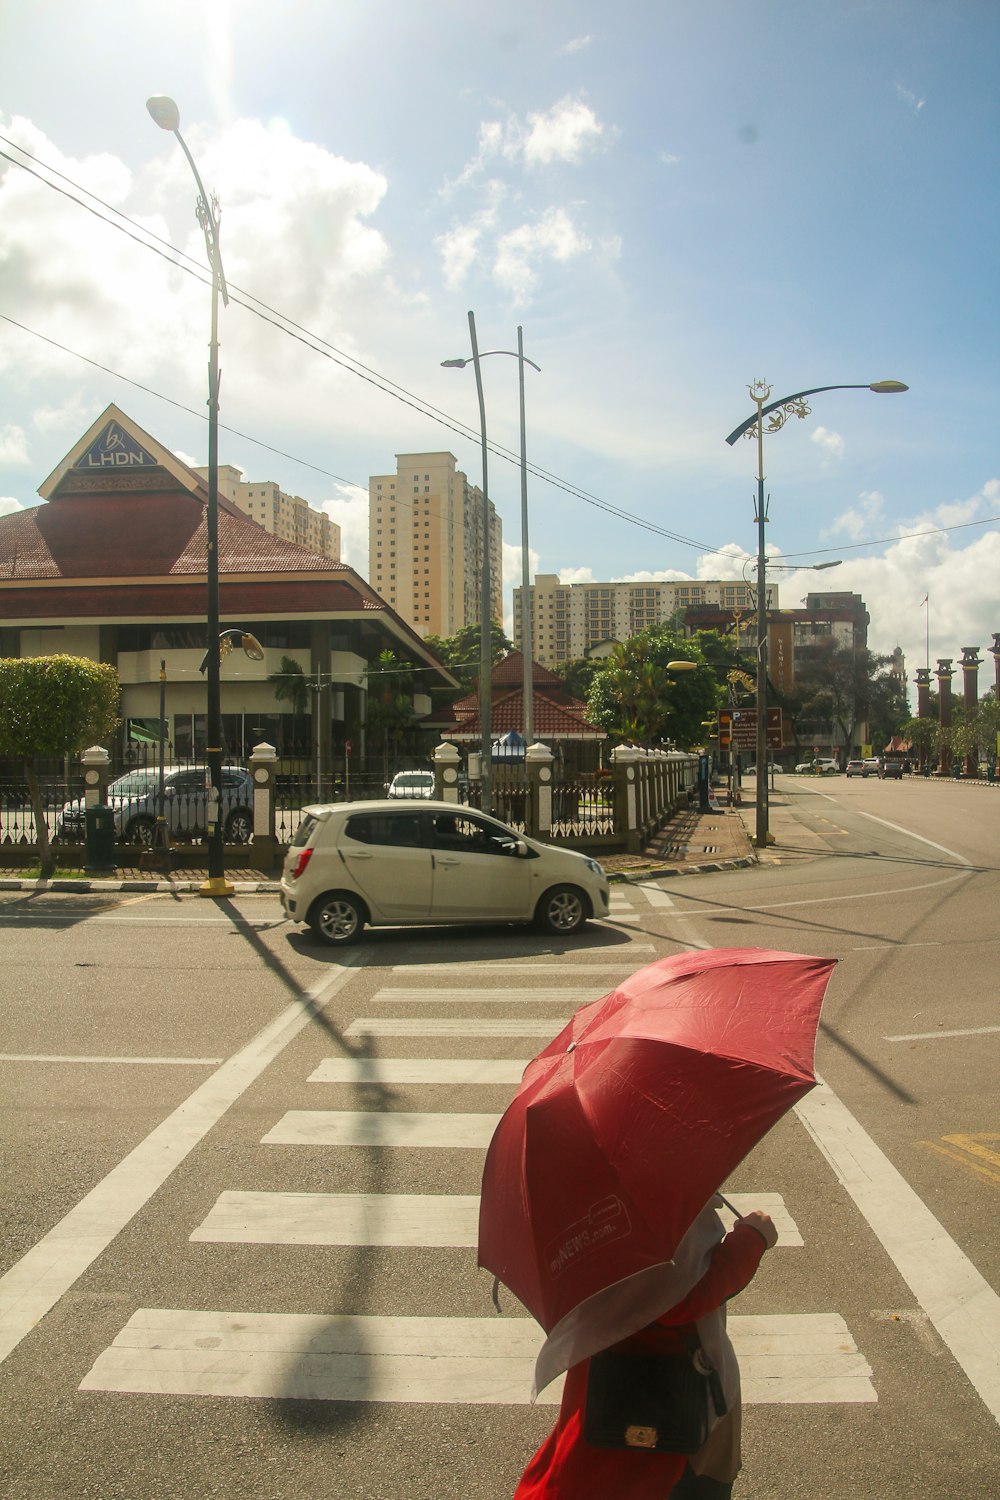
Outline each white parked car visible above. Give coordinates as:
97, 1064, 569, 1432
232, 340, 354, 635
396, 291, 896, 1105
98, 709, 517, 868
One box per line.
280, 799, 610, 945
385, 770, 435, 799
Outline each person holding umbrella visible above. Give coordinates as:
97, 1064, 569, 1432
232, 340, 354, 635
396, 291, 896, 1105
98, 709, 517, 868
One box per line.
478, 947, 838, 1499
511, 1196, 778, 1498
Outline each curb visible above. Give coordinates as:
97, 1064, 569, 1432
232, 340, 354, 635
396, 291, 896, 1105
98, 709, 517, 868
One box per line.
0, 877, 281, 894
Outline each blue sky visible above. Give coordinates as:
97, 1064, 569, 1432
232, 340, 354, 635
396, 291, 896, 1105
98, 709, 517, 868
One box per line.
1, 0, 997, 700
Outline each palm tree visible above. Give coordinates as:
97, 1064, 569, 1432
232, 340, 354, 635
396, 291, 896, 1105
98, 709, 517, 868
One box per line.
268, 656, 310, 753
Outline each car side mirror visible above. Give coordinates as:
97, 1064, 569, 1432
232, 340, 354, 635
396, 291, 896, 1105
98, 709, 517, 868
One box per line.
164, 786, 175, 799
513, 839, 529, 857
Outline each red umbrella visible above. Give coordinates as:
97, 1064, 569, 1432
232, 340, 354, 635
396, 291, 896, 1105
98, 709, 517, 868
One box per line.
478, 947, 836, 1337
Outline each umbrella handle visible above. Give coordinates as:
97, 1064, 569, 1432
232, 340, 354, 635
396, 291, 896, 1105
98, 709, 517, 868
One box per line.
717, 1193, 740, 1216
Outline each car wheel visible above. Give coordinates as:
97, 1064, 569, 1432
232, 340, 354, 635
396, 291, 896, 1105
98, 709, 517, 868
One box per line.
226, 808, 252, 844
307, 892, 366, 946
126, 816, 156, 850
535, 884, 589, 936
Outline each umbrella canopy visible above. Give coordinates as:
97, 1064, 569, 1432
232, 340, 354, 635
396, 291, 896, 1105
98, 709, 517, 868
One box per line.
478, 947, 836, 1337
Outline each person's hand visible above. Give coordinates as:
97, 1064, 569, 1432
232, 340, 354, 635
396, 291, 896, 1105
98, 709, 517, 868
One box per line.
738, 1209, 778, 1249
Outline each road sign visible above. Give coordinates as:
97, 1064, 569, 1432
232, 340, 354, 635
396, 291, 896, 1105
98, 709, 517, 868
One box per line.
718, 708, 784, 750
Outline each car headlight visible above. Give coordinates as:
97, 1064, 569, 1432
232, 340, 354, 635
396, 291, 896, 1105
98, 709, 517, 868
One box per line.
585, 858, 604, 878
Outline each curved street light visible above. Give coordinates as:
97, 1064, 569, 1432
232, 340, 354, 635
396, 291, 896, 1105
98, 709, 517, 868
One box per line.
442, 321, 540, 813
726, 378, 907, 848
147, 95, 233, 895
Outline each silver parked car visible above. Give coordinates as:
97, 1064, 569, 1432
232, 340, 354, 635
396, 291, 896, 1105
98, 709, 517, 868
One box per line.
59, 764, 253, 848
280, 799, 610, 945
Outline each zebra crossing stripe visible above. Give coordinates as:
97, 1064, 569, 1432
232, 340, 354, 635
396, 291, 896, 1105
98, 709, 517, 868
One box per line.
191, 1191, 482, 1245
262, 1111, 500, 1148
344, 1018, 566, 1037
371, 988, 602, 1005
308, 1058, 528, 1084
190, 1190, 802, 1249
396, 958, 653, 972
79, 1309, 874, 1405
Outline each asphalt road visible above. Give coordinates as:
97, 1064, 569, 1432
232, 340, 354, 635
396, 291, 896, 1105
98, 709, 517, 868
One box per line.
0, 775, 997, 1498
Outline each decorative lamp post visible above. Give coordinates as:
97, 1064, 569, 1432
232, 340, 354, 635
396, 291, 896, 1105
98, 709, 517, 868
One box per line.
147, 95, 233, 895
726, 378, 907, 848
442, 319, 540, 812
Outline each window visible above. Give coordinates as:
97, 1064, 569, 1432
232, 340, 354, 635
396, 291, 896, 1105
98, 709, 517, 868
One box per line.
345, 812, 425, 848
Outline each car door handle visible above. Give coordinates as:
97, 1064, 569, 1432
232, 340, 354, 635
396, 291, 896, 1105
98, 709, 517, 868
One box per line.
434, 855, 461, 867
344, 850, 373, 860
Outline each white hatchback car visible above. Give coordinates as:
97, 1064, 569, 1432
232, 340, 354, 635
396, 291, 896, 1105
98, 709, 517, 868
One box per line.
280, 799, 610, 945
385, 770, 435, 799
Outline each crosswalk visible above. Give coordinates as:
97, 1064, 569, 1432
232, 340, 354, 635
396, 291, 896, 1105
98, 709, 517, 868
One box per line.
79, 888, 876, 1410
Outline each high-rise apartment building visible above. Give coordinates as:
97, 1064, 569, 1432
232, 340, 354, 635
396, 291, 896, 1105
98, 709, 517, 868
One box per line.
514, 574, 777, 667
198, 465, 341, 561
368, 452, 502, 638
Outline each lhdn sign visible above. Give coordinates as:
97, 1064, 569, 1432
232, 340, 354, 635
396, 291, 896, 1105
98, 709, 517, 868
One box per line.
76, 423, 158, 470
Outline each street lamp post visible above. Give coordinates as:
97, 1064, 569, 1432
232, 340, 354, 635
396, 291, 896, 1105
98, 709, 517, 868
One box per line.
442, 320, 540, 812
147, 95, 233, 895
726, 378, 907, 849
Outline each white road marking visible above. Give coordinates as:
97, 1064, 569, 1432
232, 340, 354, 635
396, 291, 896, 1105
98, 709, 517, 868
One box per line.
345, 1018, 567, 1038
0, 1054, 223, 1066
190, 1190, 802, 1249
308, 1058, 528, 1084
795, 1077, 1000, 1424
191, 1192, 482, 1246
262, 1111, 500, 1148
386, 966, 653, 978
853, 810, 971, 867
885, 1025, 1000, 1042
372, 988, 603, 1005
636, 884, 675, 909
0, 958, 362, 1367
80, 1309, 873, 1406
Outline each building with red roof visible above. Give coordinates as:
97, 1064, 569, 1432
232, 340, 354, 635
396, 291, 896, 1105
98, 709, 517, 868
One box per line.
0, 405, 457, 771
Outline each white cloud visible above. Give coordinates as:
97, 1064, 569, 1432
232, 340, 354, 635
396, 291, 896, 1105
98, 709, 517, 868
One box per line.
658, 151, 681, 166
896, 82, 926, 113
523, 99, 603, 166
822, 489, 885, 541
438, 224, 481, 289
0, 496, 24, 516
810, 425, 845, 458
319, 483, 369, 572
0, 426, 29, 465
559, 566, 594, 584
493, 207, 592, 303
558, 35, 593, 56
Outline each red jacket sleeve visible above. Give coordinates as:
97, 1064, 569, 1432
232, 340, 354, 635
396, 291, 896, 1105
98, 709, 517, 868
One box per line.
659, 1221, 767, 1327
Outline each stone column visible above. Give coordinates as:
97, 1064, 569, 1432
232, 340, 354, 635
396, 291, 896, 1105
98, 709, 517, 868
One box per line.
432, 740, 463, 805
960, 647, 982, 777
611, 743, 640, 853
80, 744, 111, 808
935, 659, 954, 776
249, 741, 279, 869
526, 741, 554, 841
914, 667, 932, 773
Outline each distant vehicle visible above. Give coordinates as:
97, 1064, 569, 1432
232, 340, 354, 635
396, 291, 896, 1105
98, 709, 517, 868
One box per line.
878, 758, 904, 779
815, 758, 840, 774
385, 770, 435, 799
59, 765, 253, 847
794, 761, 815, 773
846, 759, 866, 778
863, 758, 880, 774
280, 799, 610, 945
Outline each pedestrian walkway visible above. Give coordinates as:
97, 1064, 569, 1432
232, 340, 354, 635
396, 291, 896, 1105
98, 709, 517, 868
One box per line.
79, 952, 876, 1410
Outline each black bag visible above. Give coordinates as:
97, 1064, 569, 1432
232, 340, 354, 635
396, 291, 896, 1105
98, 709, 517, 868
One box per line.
582, 1340, 727, 1454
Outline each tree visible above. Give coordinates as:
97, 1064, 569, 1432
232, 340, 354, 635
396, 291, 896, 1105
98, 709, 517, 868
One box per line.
267, 656, 310, 752
788, 640, 904, 757
0, 655, 120, 878
585, 625, 720, 748
364, 650, 419, 778
423, 622, 512, 695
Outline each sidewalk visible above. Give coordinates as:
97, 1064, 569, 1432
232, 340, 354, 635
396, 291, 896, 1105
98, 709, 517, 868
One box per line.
0, 792, 777, 893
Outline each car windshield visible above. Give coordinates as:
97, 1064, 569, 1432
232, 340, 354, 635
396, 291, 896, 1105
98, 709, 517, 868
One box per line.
393, 773, 432, 787
108, 770, 159, 796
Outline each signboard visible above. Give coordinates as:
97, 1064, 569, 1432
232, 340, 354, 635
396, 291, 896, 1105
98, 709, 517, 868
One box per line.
718, 708, 784, 751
